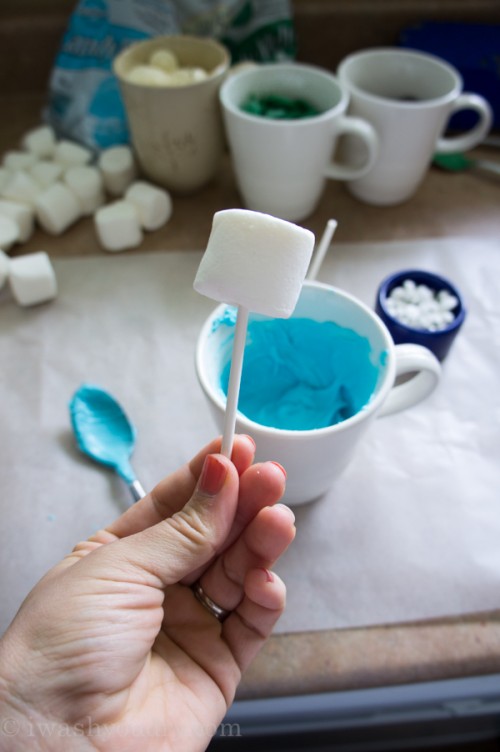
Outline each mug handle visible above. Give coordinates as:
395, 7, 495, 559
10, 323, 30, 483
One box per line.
435, 93, 493, 154
324, 115, 379, 181
378, 344, 441, 418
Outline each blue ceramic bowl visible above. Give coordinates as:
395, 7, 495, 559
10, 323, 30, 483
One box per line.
375, 269, 466, 361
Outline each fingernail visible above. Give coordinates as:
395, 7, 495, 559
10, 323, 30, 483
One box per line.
259, 567, 274, 583
274, 503, 295, 523
270, 461, 287, 479
198, 455, 227, 497
243, 434, 256, 449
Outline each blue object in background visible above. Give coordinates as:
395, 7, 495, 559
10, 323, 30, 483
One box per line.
399, 21, 500, 131
376, 269, 467, 362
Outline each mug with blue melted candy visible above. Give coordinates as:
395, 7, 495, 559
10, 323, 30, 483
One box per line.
196, 281, 441, 505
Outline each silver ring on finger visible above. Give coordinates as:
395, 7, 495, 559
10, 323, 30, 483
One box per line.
192, 581, 231, 623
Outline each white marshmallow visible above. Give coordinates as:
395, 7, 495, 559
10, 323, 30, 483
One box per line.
29, 160, 64, 188
54, 139, 93, 168
0, 249, 10, 290
22, 125, 57, 158
125, 65, 171, 86
8, 251, 57, 306
0, 215, 20, 251
94, 200, 143, 252
166, 68, 208, 86
125, 181, 172, 231
3, 150, 37, 172
149, 48, 179, 73
194, 209, 315, 318
35, 183, 81, 235
2, 170, 41, 206
0, 199, 34, 243
64, 165, 105, 215
98, 146, 136, 196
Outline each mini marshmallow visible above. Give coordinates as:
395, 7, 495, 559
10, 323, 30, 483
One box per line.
125, 181, 172, 231
149, 48, 179, 73
2, 170, 41, 206
0, 249, 10, 290
387, 280, 459, 332
30, 160, 64, 188
54, 139, 93, 167
0, 215, 20, 251
194, 209, 314, 318
94, 200, 143, 252
125, 65, 171, 86
35, 182, 81, 235
22, 125, 57, 158
98, 146, 136, 196
8, 251, 57, 306
64, 165, 105, 215
3, 150, 37, 172
0, 199, 34, 243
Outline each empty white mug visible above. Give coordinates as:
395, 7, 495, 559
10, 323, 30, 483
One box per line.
337, 47, 493, 205
196, 281, 441, 506
219, 63, 379, 221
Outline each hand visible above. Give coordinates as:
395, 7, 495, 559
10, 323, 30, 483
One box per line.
0, 435, 295, 751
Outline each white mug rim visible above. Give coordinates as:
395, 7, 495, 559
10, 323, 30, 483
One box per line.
220, 62, 349, 125
195, 280, 397, 438
337, 47, 463, 109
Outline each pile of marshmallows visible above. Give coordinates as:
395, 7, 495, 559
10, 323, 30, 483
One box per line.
0, 124, 172, 306
385, 279, 459, 332
124, 47, 210, 87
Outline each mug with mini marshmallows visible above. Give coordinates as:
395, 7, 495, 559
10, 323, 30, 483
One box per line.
196, 281, 441, 506
337, 47, 493, 205
219, 63, 379, 221
114, 35, 230, 194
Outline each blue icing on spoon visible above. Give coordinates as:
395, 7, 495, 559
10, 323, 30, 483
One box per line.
69, 384, 146, 502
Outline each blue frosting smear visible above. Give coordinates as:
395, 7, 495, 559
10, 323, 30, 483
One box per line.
220, 317, 380, 430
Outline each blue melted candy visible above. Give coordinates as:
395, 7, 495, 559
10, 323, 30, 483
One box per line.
220, 317, 380, 431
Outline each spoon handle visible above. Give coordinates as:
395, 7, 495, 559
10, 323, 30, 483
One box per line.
129, 479, 146, 502
475, 158, 500, 177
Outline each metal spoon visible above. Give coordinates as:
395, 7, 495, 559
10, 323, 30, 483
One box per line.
69, 384, 146, 502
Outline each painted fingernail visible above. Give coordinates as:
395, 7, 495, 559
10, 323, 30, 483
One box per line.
270, 461, 287, 478
243, 434, 256, 449
259, 567, 274, 583
198, 455, 227, 497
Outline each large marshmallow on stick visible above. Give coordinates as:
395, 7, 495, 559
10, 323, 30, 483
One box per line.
194, 209, 314, 456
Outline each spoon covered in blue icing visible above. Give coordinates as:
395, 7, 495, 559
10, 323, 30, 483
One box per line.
69, 384, 146, 502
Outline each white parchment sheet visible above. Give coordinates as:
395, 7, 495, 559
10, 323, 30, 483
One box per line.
0, 237, 499, 635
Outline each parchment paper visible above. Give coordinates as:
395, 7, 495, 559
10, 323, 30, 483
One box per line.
1, 237, 499, 635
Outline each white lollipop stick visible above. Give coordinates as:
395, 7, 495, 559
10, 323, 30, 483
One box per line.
307, 218, 338, 281
220, 305, 249, 457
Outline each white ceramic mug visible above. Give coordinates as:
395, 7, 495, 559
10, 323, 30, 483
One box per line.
195, 281, 441, 506
337, 47, 493, 206
219, 63, 379, 221
114, 35, 230, 194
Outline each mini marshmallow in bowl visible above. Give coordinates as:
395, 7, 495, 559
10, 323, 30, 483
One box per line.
385, 279, 459, 332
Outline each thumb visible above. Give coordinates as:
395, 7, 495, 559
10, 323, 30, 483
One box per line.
106, 454, 239, 586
